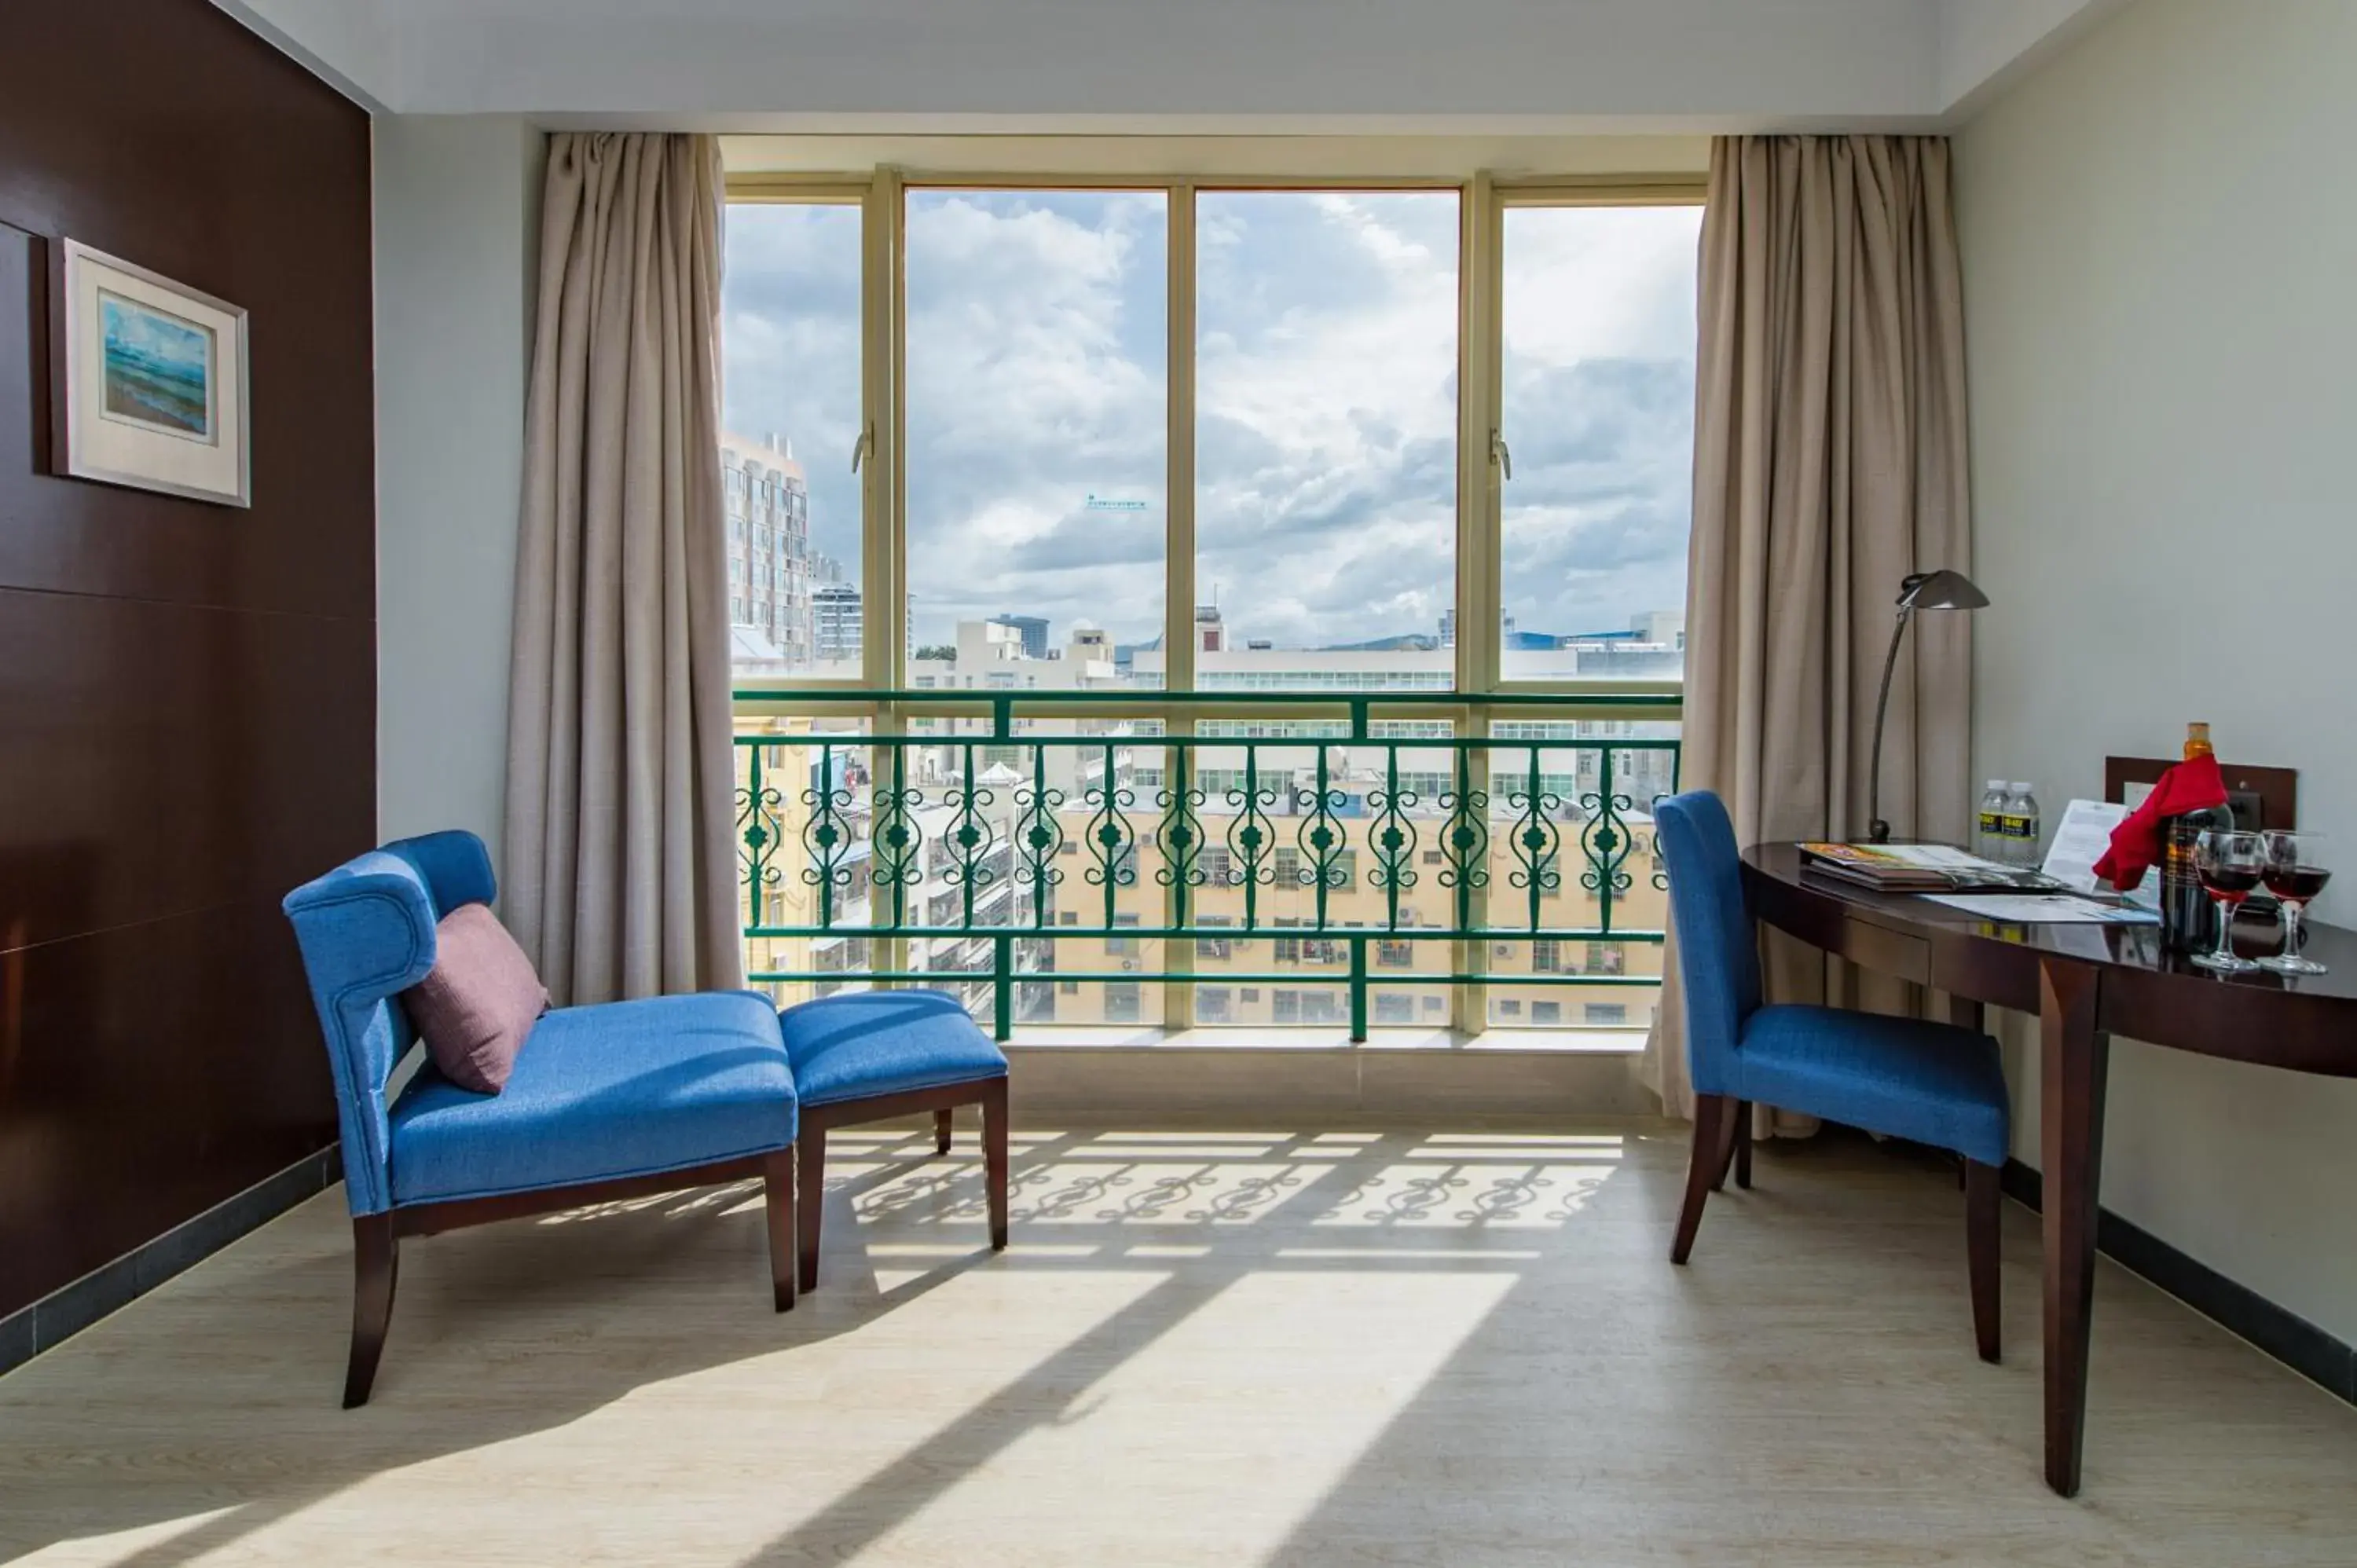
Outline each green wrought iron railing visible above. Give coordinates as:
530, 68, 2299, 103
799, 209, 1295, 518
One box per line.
733, 687, 1682, 1042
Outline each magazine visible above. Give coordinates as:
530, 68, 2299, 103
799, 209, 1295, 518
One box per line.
1796, 841, 2069, 894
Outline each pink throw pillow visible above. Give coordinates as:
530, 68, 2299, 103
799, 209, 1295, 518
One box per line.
401, 903, 548, 1094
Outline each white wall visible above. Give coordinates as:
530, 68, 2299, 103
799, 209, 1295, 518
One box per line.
1957, 0, 2357, 1343
374, 115, 542, 857
1934, 0, 2131, 115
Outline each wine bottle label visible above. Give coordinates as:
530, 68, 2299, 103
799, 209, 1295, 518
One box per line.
2163, 819, 2196, 884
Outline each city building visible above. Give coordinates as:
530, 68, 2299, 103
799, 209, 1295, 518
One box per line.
812, 581, 863, 666
988, 614, 1050, 659
720, 430, 815, 665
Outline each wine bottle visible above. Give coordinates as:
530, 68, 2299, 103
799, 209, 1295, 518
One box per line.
2160, 723, 2232, 954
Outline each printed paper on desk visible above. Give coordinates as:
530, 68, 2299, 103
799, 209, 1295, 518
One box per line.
2042, 799, 2134, 894
1922, 893, 2159, 925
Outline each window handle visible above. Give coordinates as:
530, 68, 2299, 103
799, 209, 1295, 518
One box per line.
1490, 429, 1512, 482
852, 423, 874, 473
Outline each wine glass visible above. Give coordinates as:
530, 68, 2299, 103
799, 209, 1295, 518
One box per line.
2190, 829, 2267, 974
2259, 830, 2331, 976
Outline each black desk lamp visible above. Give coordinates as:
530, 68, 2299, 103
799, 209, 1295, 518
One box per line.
1867, 569, 1989, 844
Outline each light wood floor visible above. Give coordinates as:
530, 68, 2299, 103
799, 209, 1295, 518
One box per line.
2, 1124, 2352, 1566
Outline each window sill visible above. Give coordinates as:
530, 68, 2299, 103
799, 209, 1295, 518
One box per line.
1003, 1025, 1644, 1055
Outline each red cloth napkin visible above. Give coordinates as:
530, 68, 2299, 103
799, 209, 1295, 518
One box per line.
2091, 753, 2228, 890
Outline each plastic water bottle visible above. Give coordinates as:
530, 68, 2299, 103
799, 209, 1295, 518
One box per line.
2004, 782, 2042, 869
1975, 780, 2011, 863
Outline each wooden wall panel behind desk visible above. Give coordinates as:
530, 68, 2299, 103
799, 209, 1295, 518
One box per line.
0, 0, 374, 1323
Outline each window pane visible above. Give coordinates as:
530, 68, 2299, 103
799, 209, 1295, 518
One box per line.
721, 201, 865, 677
1498, 204, 1701, 681
905, 189, 1168, 690
1190, 191, 1458, 691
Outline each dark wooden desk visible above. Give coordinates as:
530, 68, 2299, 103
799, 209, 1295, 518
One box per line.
1742, 843, 2357, 1496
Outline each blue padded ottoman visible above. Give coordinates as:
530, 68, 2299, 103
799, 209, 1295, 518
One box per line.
777, 990, 1010, 1289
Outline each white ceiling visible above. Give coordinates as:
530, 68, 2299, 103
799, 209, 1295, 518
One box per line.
218, 0, 2122, 128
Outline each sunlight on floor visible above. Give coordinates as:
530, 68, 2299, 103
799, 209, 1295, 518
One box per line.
861, 1269, 1518, 1565
5, 1127, 2353, 1568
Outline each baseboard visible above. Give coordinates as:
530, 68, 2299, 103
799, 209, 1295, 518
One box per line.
0, 1144, 342, 1379
1005, 1038, 1658, 1128
2002, 1158, 2355, 1408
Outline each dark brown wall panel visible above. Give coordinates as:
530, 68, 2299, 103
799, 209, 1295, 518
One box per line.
0, 585, 375, 948
0, 898, 338, 1305
0, 0, 373, 1320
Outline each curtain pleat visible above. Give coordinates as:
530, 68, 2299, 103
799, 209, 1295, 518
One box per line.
1642, 135, 1974, 1124
504, 133, 744, 1005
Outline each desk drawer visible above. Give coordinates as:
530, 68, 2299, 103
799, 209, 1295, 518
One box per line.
1836, 919, 1931, 984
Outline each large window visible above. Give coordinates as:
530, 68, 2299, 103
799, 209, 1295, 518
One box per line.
905, 190, 1168, 681
1195, 191, 1459, 685
720, 174, 1699, 694
720, 198, 865, 677
1497, 203, 1701, 682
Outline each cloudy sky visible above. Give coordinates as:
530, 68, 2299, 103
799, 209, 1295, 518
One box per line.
721, 192, 1699, 655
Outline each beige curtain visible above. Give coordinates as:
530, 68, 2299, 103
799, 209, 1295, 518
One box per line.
504, 133, 744, 1005
1642, 135, 1974, 1122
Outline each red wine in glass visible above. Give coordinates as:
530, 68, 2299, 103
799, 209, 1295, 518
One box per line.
2192, 829, 2267, 973
2264, 865, 2331, 903
2260, 830, 2330, 976
2198, 865, 2263, 902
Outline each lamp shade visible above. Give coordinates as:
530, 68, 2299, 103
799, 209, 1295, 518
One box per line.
1895, 569, 1989, 611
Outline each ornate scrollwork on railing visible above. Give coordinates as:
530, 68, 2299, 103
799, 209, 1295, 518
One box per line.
1293, 775, 1351, 926
1294, 789, 1351, 890
1580, 783, 1638, 934
942, 775, 999, 893
1011, 770, 1069, 914
798, 765, 858, 928
1082, 786, 1139, 891
1221, 760, 1282, 931
735, 743, 786, 926
1505, 751, 1567, 932
870, 781, 925, 896
1365, 787, 1420, 892
1435, 795, 1491, 891
1153, 784, 1208, 890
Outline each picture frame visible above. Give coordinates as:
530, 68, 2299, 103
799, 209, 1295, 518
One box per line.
48, 238, 250, 507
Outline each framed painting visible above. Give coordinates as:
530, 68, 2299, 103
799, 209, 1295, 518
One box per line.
49, 239, 250, 507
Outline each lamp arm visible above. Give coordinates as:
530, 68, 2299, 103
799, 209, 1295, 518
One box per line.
1866, 608, 1912, 844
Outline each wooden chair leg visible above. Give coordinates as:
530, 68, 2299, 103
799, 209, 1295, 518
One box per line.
1711, 1097, 1750, 1192
343, 1213, 398, 1409
797, 1128, 827, 1293
1671, 1094, 1731, 1265
982, 1077, 1010, 1252
934, 1108, 955, 1156
762, 1149, 797, 1313
1966, 1157, 2002, 1364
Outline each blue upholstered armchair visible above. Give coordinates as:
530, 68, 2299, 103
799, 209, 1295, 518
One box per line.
282, 830, 800, 1406
1653, 790, 2011, 1361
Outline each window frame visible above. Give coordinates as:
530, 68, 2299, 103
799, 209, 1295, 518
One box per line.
723, 164, 1705, 699
1485, 181, 1706, 694
722, 178, 891, 696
